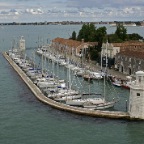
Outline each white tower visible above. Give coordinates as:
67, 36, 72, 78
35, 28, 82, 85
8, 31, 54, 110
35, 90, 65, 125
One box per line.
19, 36, 25, 51
129, 71, 144, 119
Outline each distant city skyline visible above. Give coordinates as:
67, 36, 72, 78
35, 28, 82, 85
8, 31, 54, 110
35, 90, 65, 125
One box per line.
0, 0, 144, 22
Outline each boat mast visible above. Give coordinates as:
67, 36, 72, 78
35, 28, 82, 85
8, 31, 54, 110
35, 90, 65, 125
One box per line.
104, 40, 108, 102
68, 58, 71, 90
41, 53, 44, 76
101, 48, 102, 71
33, 50, 35, 70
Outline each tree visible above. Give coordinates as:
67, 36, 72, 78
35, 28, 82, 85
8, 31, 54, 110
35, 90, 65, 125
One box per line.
108, 34, 123, 43
71, 31, 76, 40
86, 45, 100, 61
115, 24, 127, 41
77, 24, 88, 41
95, 26, 107, 41
88, 23, 97, 42
77, 23, 96, 42
76, 24, 107, 62
95, 26, 107, 51
128, 33, 143, 40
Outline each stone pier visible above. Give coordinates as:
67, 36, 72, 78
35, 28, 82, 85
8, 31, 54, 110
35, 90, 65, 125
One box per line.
3, 52, 130, 120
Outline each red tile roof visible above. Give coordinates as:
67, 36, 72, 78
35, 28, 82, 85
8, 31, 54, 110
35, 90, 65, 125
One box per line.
52, 37, 98, 48
118, 50, 144, 59
112, 41, 144, 47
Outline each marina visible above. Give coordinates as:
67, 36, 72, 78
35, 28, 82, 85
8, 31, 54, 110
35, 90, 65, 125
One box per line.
3, 52, 130, 119
1, 24, 144, 144
4, 33, 144, 120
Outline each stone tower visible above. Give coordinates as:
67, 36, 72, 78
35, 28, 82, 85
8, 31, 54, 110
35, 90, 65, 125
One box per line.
129, 71, 144, 119
19, 36, 25, 51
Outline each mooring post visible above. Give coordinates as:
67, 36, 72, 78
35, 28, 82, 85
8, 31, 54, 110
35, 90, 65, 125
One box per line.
126, 100, 127, 112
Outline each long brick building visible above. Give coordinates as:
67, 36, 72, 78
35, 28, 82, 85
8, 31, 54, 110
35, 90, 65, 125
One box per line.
51, 37, 98, 57
113, 41, 144, 76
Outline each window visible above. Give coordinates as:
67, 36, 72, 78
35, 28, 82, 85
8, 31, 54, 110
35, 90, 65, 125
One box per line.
137, 93, 140, 96
139, 76, 141, 83
129, 58, 131, 62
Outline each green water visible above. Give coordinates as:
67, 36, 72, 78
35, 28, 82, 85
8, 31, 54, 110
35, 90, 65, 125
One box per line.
0, 25, 144, 144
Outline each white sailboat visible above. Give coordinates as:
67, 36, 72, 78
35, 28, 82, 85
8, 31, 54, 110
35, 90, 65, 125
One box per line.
66, 96, 105, 106
83, 41, 119, 110
53, 58, 81, 102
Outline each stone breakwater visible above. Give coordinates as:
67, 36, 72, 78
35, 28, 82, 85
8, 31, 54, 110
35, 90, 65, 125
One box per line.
3, 52, 130, 120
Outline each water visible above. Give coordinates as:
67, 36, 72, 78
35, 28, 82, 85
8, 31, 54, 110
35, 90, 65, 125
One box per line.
0, 25, 144, 144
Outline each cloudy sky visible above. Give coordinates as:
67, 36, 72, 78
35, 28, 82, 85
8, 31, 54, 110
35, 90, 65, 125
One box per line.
0, 0, 144, 22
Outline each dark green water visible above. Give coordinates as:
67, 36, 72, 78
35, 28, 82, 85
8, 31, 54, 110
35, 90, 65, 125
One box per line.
0, 25, 144, 144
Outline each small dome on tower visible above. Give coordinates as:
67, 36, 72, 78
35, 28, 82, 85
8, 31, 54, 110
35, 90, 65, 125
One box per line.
136, 71, 144, 76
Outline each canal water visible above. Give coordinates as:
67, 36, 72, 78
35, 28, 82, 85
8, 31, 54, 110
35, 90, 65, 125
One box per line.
0, 25, 144, 144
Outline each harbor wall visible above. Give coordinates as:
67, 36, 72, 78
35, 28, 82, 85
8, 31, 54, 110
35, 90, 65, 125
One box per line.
3, 52, 130, 120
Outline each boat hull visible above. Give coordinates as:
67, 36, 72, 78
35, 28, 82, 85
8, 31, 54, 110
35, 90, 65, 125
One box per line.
54, 95, 82, 102
66, 98, 105, 106
83, 101, 116, 110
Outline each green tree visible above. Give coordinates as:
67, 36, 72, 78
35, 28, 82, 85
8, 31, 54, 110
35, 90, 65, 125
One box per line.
128, 33, 143, 40
71, 31, 76, 40
72, 23, 108, 62
108, 34, 123, 43
95, 26, 107, 41
77, 24, 88, 41
115, 24, 127, 41
86, 45, 99, 61
88, 23, 97, 42
95, 26, 107, 51
77, 23, 96, 42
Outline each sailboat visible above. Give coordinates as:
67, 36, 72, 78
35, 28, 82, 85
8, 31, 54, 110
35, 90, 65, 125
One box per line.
83, 70, 93, 82
82, 75, 118, 110
82, 41, 119, 110
52, 58, 81, 102
66, 68, 104, 106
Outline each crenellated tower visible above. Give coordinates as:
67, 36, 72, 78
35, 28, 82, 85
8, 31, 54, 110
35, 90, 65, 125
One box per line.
129, 71, 144, 119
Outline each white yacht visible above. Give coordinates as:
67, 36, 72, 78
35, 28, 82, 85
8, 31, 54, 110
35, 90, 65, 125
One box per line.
66, 97, 105, 106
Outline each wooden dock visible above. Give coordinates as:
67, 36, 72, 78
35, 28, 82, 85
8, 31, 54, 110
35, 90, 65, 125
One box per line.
3, 52, 130, 120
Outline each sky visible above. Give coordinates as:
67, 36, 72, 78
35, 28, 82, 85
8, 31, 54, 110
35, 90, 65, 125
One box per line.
0, 0, 144, 22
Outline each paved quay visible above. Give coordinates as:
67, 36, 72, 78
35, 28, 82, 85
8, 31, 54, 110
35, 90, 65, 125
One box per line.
3, 52, 130, 120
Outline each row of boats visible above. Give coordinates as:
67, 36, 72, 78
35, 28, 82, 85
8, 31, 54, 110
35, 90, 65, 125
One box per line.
8, 48, 118, 110
36, 47, 104, 81
37, 46, 133, 89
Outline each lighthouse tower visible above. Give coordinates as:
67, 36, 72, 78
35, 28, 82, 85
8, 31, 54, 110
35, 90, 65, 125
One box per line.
19, 36, 25, 51
129, 71, 144, 119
